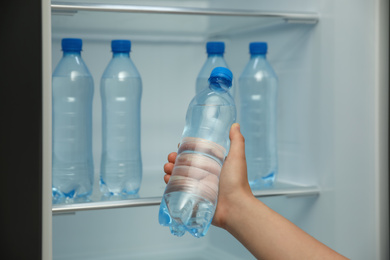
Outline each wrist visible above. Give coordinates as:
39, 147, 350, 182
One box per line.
222, 191, 259, 232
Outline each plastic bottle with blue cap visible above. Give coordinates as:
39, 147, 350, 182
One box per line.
196, 42, 234, 96
52, 38, 94, 203
159, 67, 236, 238
238, 42, 278, 189
100, 39, 142, 198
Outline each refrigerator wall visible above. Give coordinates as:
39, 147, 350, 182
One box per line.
47, 0, 389, 259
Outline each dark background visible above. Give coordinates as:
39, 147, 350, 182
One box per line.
0, 0, 43, 259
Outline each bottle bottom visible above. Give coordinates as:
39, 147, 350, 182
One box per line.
158, 191, 215, 238
100, 162, 142, 197
52, 165, 93, 204
52, 187, 92, 204
99, 176, 141, 197
248, 171, 276, 190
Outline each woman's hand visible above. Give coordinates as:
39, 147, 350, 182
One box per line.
162, 123, 253, 228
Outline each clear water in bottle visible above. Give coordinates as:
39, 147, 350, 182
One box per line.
52, 38, 94, 203
238, 42, 278, 189
100, 40, 142, 198
196, 41, 234, 96
159, 67, 236, 238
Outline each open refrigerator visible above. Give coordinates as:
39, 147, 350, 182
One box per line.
1, 0, 388, 259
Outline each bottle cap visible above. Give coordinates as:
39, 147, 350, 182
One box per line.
62, 38, 82, 52
249, 42, 267, 55
111, 40, 131, 53
209, 67, 233, 87
206, 42, 225, 54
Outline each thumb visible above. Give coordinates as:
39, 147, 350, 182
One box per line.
226, 123, 246, 161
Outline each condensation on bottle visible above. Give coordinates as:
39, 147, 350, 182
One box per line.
238, 42, 278, 189
159, 67, 236, 238
52, 38, 94, 204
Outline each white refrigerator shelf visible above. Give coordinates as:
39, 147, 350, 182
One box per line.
52, 181, 319, 214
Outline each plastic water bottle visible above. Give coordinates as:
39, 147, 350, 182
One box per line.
52, 38, 94, 203
238, 42, 278, 189
196, 42, 234, 96
159, 67, 236, 238
100, 40, 142, 197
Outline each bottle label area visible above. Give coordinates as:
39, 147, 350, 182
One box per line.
165, 137, 226, 205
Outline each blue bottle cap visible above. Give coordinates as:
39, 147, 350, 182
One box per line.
206, 42, 225, 54
249, 42, 267, 55
209, 67, 233, 87
62, 38, 82, 52
111, 40, 131, 53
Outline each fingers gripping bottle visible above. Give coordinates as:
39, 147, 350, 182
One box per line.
52, 38, 94, 203
100, 40, 142, 197
238, 42, 278, 189
159, 67, 236, 238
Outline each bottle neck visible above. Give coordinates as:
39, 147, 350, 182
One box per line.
63, 50, 81, 57
209, 78, 231, 93
207, 53, 224, 58
113, 52, 130, 58
250, 53, 266, 59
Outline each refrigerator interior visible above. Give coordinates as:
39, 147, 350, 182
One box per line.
49, 0, 388, 259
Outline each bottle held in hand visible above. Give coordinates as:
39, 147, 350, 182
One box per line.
159, 67, 236, 238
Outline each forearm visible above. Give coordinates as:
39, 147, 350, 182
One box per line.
224, 195, 348, 260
